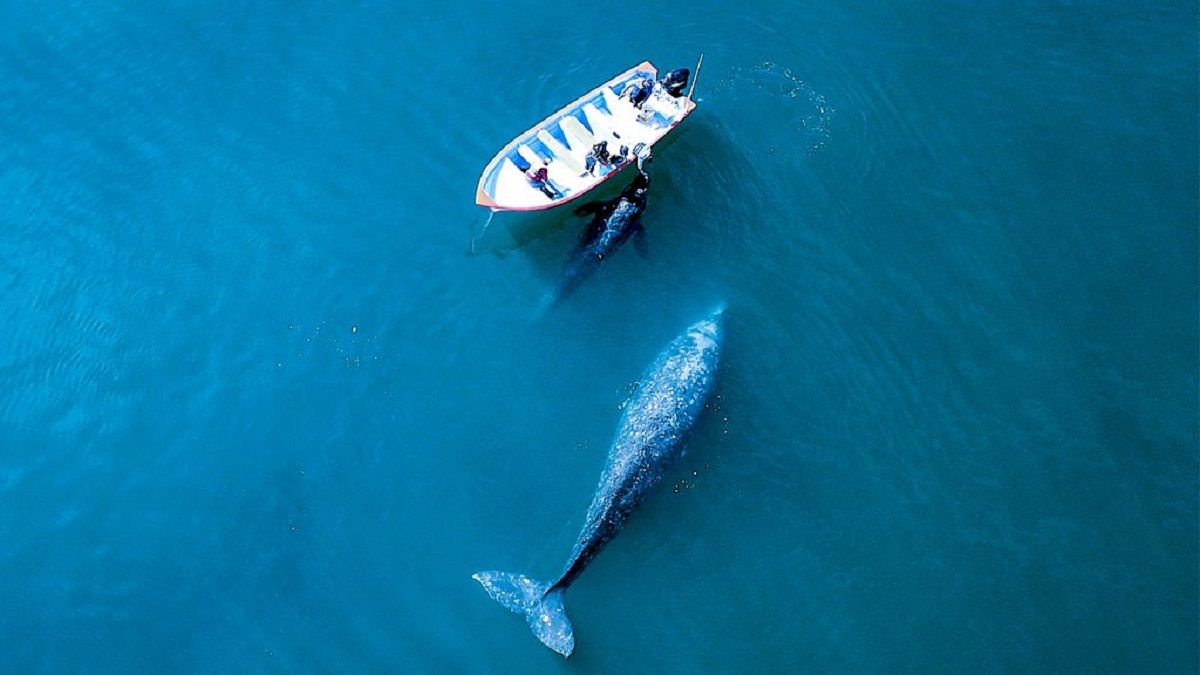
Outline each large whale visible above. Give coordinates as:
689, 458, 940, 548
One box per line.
542, 170, 651, 308
473, 308, 724, 657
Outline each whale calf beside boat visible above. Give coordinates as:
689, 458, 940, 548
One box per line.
473, 309, 724, 657
542, 170, 651, 308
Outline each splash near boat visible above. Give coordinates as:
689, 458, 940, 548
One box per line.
475, 59, 700, 212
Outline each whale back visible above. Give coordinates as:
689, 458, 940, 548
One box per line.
557, 313, 724, 587
546, 196, 645, 310
592, 200, 640, 253
611, 315, 722, 473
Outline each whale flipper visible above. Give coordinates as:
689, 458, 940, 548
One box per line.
472, 571, 575, 657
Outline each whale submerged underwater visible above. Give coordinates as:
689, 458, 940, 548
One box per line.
541, 170, 652, 310
473, 308, 724, 657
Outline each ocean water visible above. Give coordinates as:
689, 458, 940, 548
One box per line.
0, 0, 1196, 672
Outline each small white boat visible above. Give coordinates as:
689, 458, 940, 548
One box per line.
475, 60, 698, 212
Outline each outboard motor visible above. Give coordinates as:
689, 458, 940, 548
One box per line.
661, 68, 690, 97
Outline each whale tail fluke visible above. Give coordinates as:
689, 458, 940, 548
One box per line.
472, 571, 575, 658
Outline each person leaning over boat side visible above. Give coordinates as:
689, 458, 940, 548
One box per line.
614, 143, 650, 171
632, 143, 652, 171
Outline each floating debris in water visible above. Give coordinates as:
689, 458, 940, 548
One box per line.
280, 319, 379, 369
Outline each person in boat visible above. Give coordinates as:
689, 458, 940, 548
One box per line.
659, 68, 690, 98
614, 142, 653, 171
622, 76, 655, 109
583, 140, 623, 176
631, 143, 652, 171
526, 165, 561, 199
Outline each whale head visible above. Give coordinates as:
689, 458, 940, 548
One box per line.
687, 305, 726, 354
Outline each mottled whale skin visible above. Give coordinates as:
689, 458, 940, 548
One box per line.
543, 171, 650, 308
473, 309, 724, 657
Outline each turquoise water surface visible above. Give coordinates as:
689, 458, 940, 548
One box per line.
1, 1, 1196, 672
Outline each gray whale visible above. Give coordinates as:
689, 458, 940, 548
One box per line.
473, 308, 725, 657
542, 170, 650, 309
